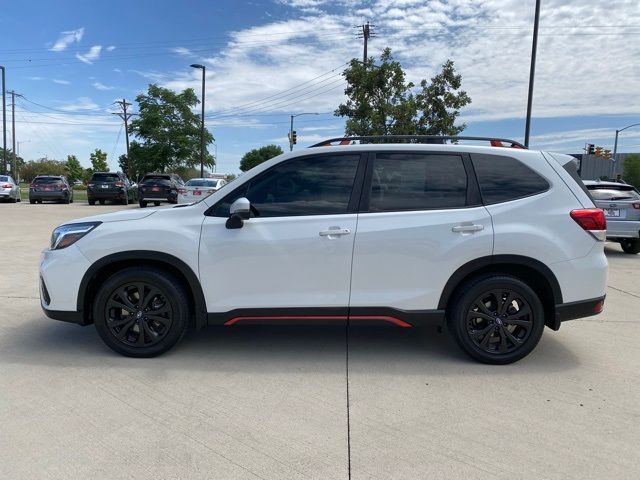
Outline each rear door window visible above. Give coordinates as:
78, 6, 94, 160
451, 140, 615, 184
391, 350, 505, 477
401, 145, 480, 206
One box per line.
367, 153, 468, 212
472, 153, 549, 205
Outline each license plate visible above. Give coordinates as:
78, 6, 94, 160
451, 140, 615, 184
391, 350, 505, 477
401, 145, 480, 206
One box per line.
604, 209, 620, 217
152, 187, 160, 192
194, 191, 201, 196
101, 185, 109, 189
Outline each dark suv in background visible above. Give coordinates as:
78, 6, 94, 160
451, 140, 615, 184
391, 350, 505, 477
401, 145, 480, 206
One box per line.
87, 172, 137, 205
138, 173, 184, 207
29, 176, 73, 204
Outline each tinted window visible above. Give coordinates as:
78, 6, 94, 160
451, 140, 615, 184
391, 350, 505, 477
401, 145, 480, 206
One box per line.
368, 153, 467, 212
141, 175, 171, 184
34, 177, 63, 185
187, 179, 217, 187
91, 173, 120, 182
0, 176, 8, 182
589, 188, 640, 201
472, 154, 549, 205
213, 154, 360, 217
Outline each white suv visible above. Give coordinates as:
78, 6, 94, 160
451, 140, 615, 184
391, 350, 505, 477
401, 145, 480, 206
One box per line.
40, 136, 608, 364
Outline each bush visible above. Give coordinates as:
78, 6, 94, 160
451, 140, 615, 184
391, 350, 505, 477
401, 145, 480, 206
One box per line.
623, 154, 640, 190
73, 184, 87, 190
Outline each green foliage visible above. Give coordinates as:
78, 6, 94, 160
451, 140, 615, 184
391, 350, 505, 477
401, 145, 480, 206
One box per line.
0, 148, 24, 178
19, 159, 67, 182
129, 84, 215, 175
171, 166, 203, 181
239, 145, 283, 172
335, 49, 471, 137
65, 155, 84, 182
623, 154, 640, 190
89, 149, 109, 172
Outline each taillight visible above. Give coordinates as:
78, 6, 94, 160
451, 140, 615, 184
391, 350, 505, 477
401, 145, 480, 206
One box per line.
207, 189, 216, 193
115, 181, 124, 187
88, 183, 94, 188
178, 188, 187, 194
2, 183, 12, 188
633, 202, 640, 210
30, 183, 36, 188
570, 209, 606, 241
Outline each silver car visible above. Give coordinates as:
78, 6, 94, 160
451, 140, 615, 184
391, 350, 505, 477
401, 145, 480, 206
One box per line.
177, 178, 226, 204
584, 180, 640, 254
0, 175, 21, 203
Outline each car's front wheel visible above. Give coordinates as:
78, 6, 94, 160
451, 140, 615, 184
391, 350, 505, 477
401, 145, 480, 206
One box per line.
93, 267, 190, 357
620, 239, 640, 254
447, 274, 545, 364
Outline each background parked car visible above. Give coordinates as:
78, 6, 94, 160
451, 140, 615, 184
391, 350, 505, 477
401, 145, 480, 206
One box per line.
177, 177, 227, 204
137, 173, 184, 207
583, 180, 640, 254
87, 172, 137, 205
29, 176, 73, 204
0, 175, 21, 203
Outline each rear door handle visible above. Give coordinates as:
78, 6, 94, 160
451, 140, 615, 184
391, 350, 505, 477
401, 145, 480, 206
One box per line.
452, 224, 484, 233
319, 227, 351, 237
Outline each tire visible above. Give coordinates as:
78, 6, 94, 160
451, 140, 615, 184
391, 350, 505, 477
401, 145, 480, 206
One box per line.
65, 196, 71, 204
447, 274, 545, 365
93, 267, 190, 357
122, 196, 129, 205
620, 239, 640, 254
10, 196, 17, 203
88, 199, 96, 206
154, 201, 161, 206
17, 196, 21, 202
139, 200, 147, 208
99, 199, 105, 205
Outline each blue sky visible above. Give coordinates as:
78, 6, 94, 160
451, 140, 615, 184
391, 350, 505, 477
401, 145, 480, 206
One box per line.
1, 0, 639, 174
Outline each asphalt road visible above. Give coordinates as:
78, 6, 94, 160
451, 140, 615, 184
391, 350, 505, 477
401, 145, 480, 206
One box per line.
1, 202, 639, 480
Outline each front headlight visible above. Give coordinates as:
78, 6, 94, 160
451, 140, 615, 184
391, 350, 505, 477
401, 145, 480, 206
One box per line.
50, 222, 101, 250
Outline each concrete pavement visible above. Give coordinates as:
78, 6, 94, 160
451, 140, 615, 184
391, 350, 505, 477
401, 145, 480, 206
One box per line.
1, 202, 639, 479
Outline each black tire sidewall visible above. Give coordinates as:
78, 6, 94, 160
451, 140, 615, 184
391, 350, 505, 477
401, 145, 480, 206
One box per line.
93, 267, 189, 357
448, 275, 545, 365
621, 239, 640, 254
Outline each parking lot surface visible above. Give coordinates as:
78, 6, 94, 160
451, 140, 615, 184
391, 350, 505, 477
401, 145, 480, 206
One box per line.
1, 202, 639, 479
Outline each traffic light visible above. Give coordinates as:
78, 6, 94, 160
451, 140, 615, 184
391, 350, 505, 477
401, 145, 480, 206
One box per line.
594, 146, 603, 157
603, 149, 612, 160
586, 144, 595, 154
292, 130, 297, 145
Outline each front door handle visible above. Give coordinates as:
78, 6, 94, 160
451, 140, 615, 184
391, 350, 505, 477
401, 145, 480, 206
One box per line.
319, 227, 351, 237
452, 224, 484, 233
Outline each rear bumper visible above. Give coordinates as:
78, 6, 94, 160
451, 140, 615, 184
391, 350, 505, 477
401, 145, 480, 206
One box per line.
605, 220, 640, 239
30, 191, 68, 200
550, 295, 606, 330
88, 189, 126, 200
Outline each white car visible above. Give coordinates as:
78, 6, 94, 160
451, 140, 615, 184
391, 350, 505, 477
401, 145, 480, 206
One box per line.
177, 178, 226, 204
0, 175, 21, 203
40, 136, 608, 364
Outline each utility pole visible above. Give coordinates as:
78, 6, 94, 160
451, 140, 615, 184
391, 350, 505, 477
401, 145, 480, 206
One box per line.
9, 90, 21, 178
524, 0, 541, 148
356, 22, 375, 65
112, 99, 133, 177
1, 66, 6, 175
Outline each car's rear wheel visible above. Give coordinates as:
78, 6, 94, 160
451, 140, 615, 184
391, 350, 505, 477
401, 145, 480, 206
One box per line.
447, 274, 545, 364
99, 199, 105, 205
93, 267, 190, 357
620, 239, 640, 254
154, 201, 161, 206
10, 196, 17, 203
88, 199, 95, 205
139, 200, 147, 208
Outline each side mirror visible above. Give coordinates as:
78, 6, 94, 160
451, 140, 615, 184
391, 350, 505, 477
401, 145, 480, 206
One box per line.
226, 197, 251, 229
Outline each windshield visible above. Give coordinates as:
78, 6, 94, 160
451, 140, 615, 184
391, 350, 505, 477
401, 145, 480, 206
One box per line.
186, 179, 217, 187
589, 188, 640, 201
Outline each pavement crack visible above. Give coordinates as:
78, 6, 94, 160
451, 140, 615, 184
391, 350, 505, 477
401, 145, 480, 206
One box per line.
0, 295, 39, 299
608, 285, 640, 299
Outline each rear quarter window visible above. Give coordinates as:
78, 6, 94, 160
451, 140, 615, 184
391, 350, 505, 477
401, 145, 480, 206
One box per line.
471, 153, 549, 205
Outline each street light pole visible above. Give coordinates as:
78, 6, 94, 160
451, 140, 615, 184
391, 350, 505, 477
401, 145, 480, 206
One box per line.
612, 122, 640, 176
190, 64, 206, 177
289, 112, 319, 151
524, 0, 541, 148
1, 66, 6, 175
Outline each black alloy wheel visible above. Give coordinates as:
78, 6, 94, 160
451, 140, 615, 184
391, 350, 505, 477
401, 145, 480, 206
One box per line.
93, 267, 189, 357
620, 239, 640, 254
448, 274, 545, 364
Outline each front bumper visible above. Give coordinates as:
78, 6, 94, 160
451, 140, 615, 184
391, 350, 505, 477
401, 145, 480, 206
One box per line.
40, 244, 91, 317
605, 219, 640, 239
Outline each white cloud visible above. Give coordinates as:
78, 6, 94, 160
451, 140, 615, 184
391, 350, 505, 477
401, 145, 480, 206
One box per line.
49, 27, 84, 52
92, 81, 115, 91
52, 79, 71, 85
113, 68, 122, 73
106, 45, 116, 52
27, 76, 43, 81
171, 47, 193, 56
60, 97, 100, 111
75, 45, 102, 64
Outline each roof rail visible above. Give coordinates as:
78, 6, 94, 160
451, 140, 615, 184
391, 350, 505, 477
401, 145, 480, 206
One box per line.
309, 135, 527, 149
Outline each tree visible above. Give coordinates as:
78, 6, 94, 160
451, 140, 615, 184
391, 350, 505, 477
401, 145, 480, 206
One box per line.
65, 155, 84, 182
624, 154, 640, 190
239, 145, 283, 172
19, 159, 67, 183
335, 48, 471, 137
90, 149, 109, 172
129, 84, 214, 175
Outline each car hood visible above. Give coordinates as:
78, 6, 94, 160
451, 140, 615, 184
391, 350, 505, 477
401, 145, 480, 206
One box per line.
65, 208, 159, 224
